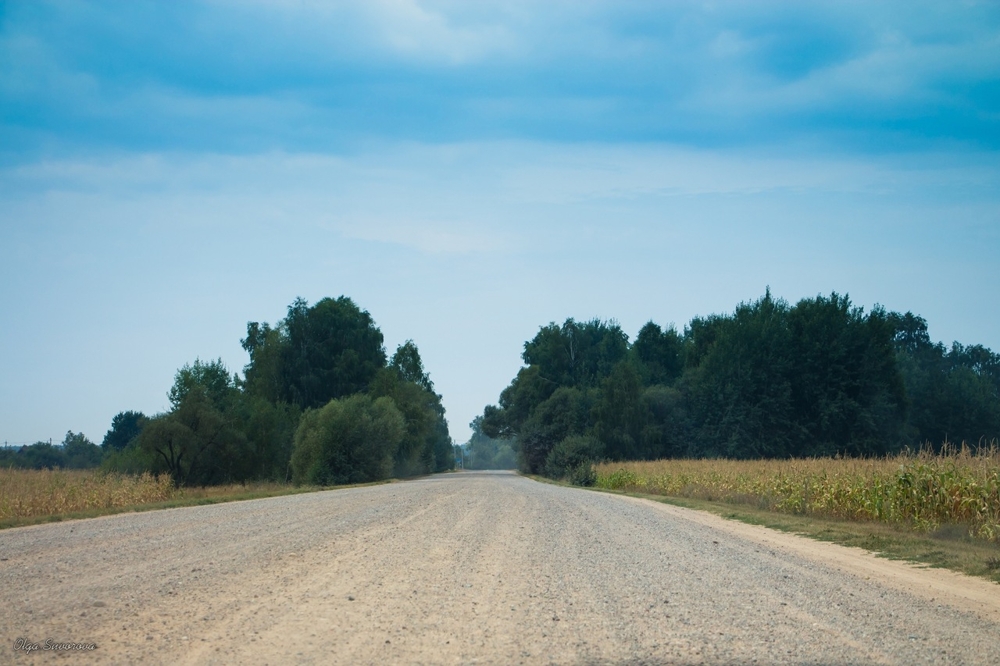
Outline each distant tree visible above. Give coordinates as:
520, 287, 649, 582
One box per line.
4, 442, 65, 469
888, 313, 1000, 448
370, 368, 438, 476
639, 385, 690, 458
62, 431, 102, 468
463, 417, 517, 470
237, 396, 300, 482
102, 411, 147, 452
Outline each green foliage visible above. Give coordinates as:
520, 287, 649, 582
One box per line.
101, 443, 159, 475
545, 435, 602, 480
138, 387, 249, 486
391, 340, 434, 392
238, 396, 300, 482
568, 461, 597, 487
685, 290, 797, 458
243, 297, 386, 409
462, 417, 517, 469
90, 295, 450, 487
102, 411, 147, 452
888, 312, 1000, 448
169, 359, 236, 410
0, 442, 64, 470
639, 385, 690, 458
479, 289, 993, 477
594, 361, 646, 460
61, 431, 102, 469
370, 344, 454, 477
632, 322, 683, 385
290, 394, 405, 485
0, 433, 102, 470
522, 318, 629, 389
137, 360, 250, 486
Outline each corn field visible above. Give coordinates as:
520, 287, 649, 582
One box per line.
594, 445, 1000, 542
0, 469, 174, 520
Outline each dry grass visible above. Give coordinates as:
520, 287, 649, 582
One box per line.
594, 444, 1000, 542
0, 468, 174, 520
0, 468, 375, 529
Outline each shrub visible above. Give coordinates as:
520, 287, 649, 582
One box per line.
290, 394, 405, 486
569, 461, 597, 487
545, 435, 603, 480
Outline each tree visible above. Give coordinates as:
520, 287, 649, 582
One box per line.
3, 442, 64, 469
463, 417, 517, 469
258, 297, 387, 409
62, 431, 102, 468
888, 314, 1000, 448
138, 360, 250, 486
593, 361, 646, 460
102, 411, 147, 452
632, 322, 683, 386
522, 318, 629, 388
169, 359, 236, 411
369, 359, 454, 476
391, 340, 434, 392
683, 290, 797, 458
290, 394, 405, 485
639, 385, 690, 458
787, 294, 906, 456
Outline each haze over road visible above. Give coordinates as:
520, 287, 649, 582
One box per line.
3, 471, 999, 664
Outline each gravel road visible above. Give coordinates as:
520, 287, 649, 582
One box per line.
3, 470, 999, 665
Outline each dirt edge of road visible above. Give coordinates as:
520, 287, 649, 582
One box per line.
615, 493, 1000, 625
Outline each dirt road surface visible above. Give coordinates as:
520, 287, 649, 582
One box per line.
3, 470, 999, 664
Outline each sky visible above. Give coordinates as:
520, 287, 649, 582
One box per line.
1, 0, 999, 447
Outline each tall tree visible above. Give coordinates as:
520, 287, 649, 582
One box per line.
243, 297, 387, 409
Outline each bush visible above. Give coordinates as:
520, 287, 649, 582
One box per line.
569, 461, 597, 486
290, 394, 405, 486
545, 435, 603, 480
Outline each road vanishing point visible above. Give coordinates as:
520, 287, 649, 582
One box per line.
3, 470, 1000, 664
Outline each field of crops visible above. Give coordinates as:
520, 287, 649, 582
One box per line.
594, 445, 1000, 541
0, 468, 174, 520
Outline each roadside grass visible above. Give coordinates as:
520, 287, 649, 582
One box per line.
0, 468, 391, 530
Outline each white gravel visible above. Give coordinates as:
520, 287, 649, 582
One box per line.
2, 470, 999, 664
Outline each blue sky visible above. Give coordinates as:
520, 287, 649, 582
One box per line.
2, 0, 999, 446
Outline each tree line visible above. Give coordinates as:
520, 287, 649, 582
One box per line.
3, 297, 454, 486
476, 290, 1000, 482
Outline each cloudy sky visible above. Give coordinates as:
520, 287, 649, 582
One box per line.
2, 0, 999, 446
